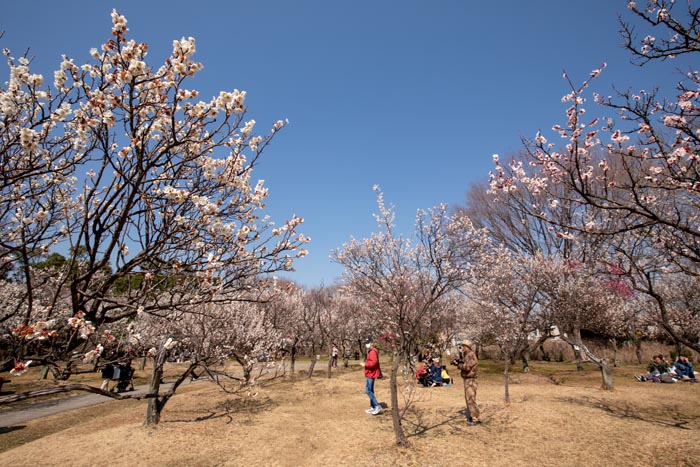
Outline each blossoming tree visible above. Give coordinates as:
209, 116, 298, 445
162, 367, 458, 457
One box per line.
0, 10, 308, 417
488, 1, 700, 352
131, 291, 284, 425
531, 255, 632, 390
462, 247, 548, 401
332, 186, 488, 447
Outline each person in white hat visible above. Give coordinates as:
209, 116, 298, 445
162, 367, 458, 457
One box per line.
455, 340, 480, 426
363, 337, 382, 415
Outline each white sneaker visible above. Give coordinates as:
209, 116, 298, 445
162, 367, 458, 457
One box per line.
365, 408, 375, 413
372, 406, 382, 415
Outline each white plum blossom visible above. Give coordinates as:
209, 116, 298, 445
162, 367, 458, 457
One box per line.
0, 10, 309, 418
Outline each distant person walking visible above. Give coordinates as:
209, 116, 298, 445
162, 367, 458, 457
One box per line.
331, 345, 339, 368
363, 337, 382, 415
456, 340, 480, 426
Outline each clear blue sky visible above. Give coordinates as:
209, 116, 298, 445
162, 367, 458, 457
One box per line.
1, 1, 684, 287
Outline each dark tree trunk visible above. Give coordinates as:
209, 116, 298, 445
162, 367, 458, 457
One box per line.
307, 354, 317, 379
290, 344, 297, 374
144, 352, 197, 426
242, 362, 252, 383
504, 356, 511, 403
634, 339, 643, 365
675, 342, 683, 360
539, 343, 550, 361
521, 347, 530, 373
144, 347, 167, 426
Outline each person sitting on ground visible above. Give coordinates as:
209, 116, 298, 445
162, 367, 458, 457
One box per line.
416, 364, 430, 387
674, 355, 698, 383
635, 354, 672, 382
428, 358, 444, 386
440, 365, 451, 386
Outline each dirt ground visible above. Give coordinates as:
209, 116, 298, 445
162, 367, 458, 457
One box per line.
0, 360, 698, 467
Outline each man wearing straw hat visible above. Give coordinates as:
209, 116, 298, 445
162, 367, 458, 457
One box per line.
455, 339, 480, 426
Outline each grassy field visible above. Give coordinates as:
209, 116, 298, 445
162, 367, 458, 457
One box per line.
0, 358, 698, 467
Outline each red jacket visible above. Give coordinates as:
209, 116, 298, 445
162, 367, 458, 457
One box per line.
364, 348, 381, 379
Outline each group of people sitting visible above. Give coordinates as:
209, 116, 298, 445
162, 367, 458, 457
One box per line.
416, 357, 452, 387
635, 354, 698, 383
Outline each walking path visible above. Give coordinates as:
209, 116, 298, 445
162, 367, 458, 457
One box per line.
0, 360, 325, 428
0, 384, 154, 428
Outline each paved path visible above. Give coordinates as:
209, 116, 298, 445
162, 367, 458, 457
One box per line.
0, 360, 333, 429
0, 384, 154, 428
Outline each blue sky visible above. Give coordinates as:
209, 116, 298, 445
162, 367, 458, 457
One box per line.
1, 1, 685, 287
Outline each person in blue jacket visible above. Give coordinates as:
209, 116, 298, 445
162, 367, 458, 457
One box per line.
428, 358, 444, 386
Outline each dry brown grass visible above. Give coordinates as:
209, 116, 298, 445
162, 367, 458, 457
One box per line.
1, 359, 699, 467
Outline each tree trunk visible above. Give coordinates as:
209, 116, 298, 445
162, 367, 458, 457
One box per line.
144, 344, 168, 426
242, 361, 252, 383
675, 342, 683, 360
290, 344, 297, 374
634, 339, 643, 365
572, 327, 584, 371
600, 361, 614, 390
144, 358, 165, 426
389, 352, 408, 447
327, 350, 332, 379
0, 358, 14, 373
559, 335, 614, 391
609, 338, 619, 368
504, 356, 511, 403
539, 343, 550, 361
306, 354, 317, 379
521, 343, 532, 373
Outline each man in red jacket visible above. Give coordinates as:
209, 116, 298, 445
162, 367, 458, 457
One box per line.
363, 337, 382, 415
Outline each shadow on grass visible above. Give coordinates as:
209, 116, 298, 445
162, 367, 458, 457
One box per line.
557, 396, 697, 430
403, 405, 508, 439
166, 396, 278, 424
402, 406, 459, 439
0, 425, 25, 434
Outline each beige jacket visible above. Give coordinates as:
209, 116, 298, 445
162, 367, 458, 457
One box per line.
459, 349, 478, 379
